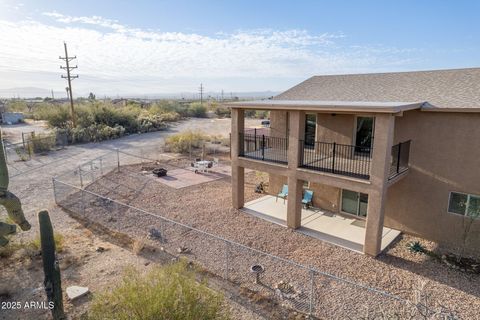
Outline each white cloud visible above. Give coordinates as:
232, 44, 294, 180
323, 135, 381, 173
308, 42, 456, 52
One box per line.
0, 12, 419, 95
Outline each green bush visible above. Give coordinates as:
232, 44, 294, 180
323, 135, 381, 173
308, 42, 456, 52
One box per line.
187, 102, 207, 118
87, 260, 228, 320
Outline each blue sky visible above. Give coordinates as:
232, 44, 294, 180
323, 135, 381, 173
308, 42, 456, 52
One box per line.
0, 0, 479, 96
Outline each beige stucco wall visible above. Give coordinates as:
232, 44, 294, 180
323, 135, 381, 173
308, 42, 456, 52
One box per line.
385, 110, 480, 252
268, 174, 340, 213
316, 113, 354, 144
308, 182, 341, 212
270, 110, 288, 138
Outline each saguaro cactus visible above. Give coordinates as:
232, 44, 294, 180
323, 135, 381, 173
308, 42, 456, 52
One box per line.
0, 129, 31, 246
39, 210, 65, 320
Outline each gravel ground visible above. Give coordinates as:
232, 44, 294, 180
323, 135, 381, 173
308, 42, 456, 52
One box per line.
56, 160, 480, 319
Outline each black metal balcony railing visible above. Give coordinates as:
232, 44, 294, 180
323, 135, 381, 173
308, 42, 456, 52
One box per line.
239, 133, 288, 164
238, 133, 411, 181
389, 140, 411, 180
300, 141, 372, 180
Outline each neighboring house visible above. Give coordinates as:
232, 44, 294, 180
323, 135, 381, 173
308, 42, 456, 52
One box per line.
227, 68, 480, 256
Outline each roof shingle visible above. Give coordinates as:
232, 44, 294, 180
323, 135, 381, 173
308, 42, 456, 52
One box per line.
274, 68, 480, 110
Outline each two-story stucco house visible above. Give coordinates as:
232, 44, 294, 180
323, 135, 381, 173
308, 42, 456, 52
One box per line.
227, 68, 480, 256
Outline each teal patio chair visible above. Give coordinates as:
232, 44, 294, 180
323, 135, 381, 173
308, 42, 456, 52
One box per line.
302, 190, 314, 209
276, 184, 288, 204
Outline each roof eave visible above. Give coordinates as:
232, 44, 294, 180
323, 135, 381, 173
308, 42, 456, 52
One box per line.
224, 101, 423, 114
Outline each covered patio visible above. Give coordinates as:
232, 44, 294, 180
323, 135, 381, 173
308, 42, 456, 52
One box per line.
242, 195, 401, 253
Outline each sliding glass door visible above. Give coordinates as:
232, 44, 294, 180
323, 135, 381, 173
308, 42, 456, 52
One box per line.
304, 114, 316, 149
355, 117, 374, 154
341, 189, 368, 217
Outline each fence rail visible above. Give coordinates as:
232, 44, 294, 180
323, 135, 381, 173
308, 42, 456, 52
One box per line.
389, 140, 411, 180
51, 149, 447, 319
300, 141, 372, 180
239, 133, 288, 164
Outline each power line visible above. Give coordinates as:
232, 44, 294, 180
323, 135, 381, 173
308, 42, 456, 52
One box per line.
59, 42, 78, 127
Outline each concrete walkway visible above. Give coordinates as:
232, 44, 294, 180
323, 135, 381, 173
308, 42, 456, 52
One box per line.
242, 195, 401, 253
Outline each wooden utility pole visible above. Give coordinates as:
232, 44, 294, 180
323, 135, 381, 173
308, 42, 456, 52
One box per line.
59, 42, 78, 127
199, 83, 204, 105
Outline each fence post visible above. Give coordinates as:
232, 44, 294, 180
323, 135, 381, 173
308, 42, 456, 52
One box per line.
224, 240, 230, 281
332, 142, 336, 174
22, 132, 26, 149
254, 128, 257, 150
99, 157, 103, 175
309, 269, 315, 316
52, 178, 58, 204
90, 160, 95, 182
81, 189, 85, 215
27, 141, 32, 159
262, 135, 265, 160
116, 148, 120, 172
396, 142, 402, 174
78, 166, 83, 188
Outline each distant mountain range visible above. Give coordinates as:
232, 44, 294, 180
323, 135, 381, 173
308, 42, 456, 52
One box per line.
0, 87, 279, 100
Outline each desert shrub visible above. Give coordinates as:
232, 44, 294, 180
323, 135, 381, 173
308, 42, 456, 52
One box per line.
157, 111, 181, 122
69, 124, 126, 143
87, 260, 228, 320
165, 130, 210, 153
187, 102, 207, 118
36, 104, 71, 128
137, 114, 167, 133
214, 106, 231, 118
244, 110, 269, 119
29, 134, 56, 153
30, 232, 64, 253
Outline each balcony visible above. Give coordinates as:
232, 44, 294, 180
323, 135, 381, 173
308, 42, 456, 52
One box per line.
300, 141, 372, 180
238, 132, 411, 181
239, 132, 288, 164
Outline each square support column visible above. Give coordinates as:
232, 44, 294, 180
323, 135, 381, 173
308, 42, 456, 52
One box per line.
286, 111, 305, 229
230, 108, 245, 159
287, 176, 303, 228
232, 165, 244, 209
364, 114, 395, 256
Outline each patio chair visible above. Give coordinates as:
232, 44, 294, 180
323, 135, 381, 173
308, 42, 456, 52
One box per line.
276, 184, 288, 204
302, 190, 314, 209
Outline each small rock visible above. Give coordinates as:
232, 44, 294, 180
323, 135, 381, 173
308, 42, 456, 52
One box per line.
95, 246, 106, 252
144, 262, 150, 266
177, 246, 191, 254
66, 286, 89, 301
148, 228, 162, 241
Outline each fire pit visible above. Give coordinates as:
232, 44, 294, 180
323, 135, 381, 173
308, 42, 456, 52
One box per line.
152, 168, 167, 177
250, 264, 265, 284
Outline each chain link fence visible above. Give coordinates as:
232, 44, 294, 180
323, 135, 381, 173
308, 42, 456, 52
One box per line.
52, 149, 453, 319
3, 132, 67, 164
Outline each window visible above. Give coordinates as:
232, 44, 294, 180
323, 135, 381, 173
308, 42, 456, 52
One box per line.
448, 192, 480, 218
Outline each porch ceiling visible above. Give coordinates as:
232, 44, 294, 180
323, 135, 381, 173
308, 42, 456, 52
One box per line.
242, 195, 400, 254
226, 100, 426, 113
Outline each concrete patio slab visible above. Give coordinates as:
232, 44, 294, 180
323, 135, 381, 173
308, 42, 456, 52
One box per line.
242, 195, 401, 253
149, 164, 231, 189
